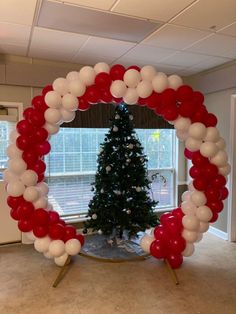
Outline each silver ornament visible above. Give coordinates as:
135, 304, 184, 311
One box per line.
115, 114, 120, 119
92, 213, 97, 220
126, 209, 131, 214
113, 126, 118, 132
128, 144, 134, 149
98, 229, 103, 235
136, 186, 141, 192
129, 115, 133, 120
106, 165, 111, 172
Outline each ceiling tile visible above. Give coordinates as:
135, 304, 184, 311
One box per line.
218, 22, 236, 37
186, 34, 236, 58
0, 43, 27, 56
188, 56, 232, 71
172, 0, 236, 31
143, 24, 211, 50
73, 53, 116, 65
112, 0, 196, 22
54, 0, 116, 10
121, 44, 178, 64
30, 27, 89, 57
0, 0, 37, 25
0, 22, 31, 46
161, 51, 210, 67
28, 48, 76, 62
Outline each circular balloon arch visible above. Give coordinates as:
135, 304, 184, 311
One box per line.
4, 62, 230, 269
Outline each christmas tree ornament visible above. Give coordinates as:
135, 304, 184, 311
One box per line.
113, 126, 118, 132
126, 209, 131, 214
82, 228, 88, 234
129, 114, 134, 120
98, 229, 103, 235
136, 186, 142, 192
126, 159, 131, 163
100, 188, 104, 193
115, 114, 120, 119
128, 143, 134, 149
92, 214, 97, 220
106, 165, 111, 172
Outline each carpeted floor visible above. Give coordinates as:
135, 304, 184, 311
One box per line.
0, 233, 235, 314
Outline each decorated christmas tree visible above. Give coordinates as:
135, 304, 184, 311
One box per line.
85, 103, 157, 238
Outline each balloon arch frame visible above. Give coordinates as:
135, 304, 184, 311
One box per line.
4, 62, 230, 270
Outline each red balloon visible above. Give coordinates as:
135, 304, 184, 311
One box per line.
205, 187, 220, 202
100, 88, 113, 103
184, 148, 194, 160
113, 96, 123, 104
32, 128, 48, 143
18, 219, 33, 232
16, 135, 32, 150
127, 65, 140, 71
192, 91, 204, 105
138, 97, 147, 106
110, 64, 126, 80
49, 223, 65, 240
84, 85, 101, 104
169, 236, 186, 254
153, 225, 168, 241
33, 225, 48, 238
207, 200, 224, 213
78, 97, 90, 111
42, 85, 53, 97
35, 141, 51, 156
58, 219, 66, 227
30, 159, 46, 175
27, 109, 45, 127
189, 165, 201, 179
191, 107, 208, 124
154, 101, 165, 116
22, 149, 39, 166
63, 225, 76, 242
166, 253, 183, 269
211, 174, 226, 188
163, 104, 179, 121
10, 207, 20, 220
202, 163, 218, 180
161, 88, 176, 107
205, 113, 217, 127
32, 95, 48, 112
146, 92, 161, 109
95, 72, 112, 88
177, 85, 193, 102
32, 208, 49, 226
192, 151, 208, 166
16, 120, 34, 136
7, 195, 24, 209
193, 177, 208, 191
23, 108, 34, 120
209, 211, 218, 223
37, 173, 45, 183
162, 216, 182, 235
160, 212, 172, 225
172, 207, 185, 221
150, 239, 168, 259
48, 210, 60, 224
75, 234, 85, 246
17, 201, 34, 220
219, 187, 229, 200
179, 100, 196, 118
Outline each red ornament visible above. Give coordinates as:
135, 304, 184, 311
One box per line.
150, 239, 168, 259
177, 85, 193, 102
110, 64, 126, 80
49, 223, 65, 240
166, 253, 183, 269
95, 72, 112, 88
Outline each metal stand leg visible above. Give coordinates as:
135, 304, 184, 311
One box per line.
52, 255, 72, 288
164, 259, 180, 285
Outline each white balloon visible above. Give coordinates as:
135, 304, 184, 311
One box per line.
123, 69, 141, 88
6, 144, 22, 158
168, 74, 183, 90
94, 62, 110, 74
79, 66, 96, 86
53, 78, 69, 96
181, 200, 197, 215
54, 253, 69, 267
188, 123, 206, 140
182, 243, 195, 257
191, 191, 206, 206
66, 71, 80, 81
123, 88, 139, 105
176, 129, 188, 141
34, 236, 51, 253
140, 234, 155, 253
174, 117, 191, 131
23, 186, 40, 202
110, 80, 127, 98
218, 163, 231, 176
44, 122, 60, 135
7, 180, 25, 197
210, 150, 228, 167
20, 170, 38, 187
200, 141, 219, 158
44, 91, 62, 109
3, 169, 19, 183
181, 191, 191, 202
140, 65, 157, 81
44, 108, 62, 124
49, 240, 65, 257
195, 233, 203, 243
62, 93, 78, 111
199, 221, 209, 233
36, 182, 49, 196
60, 108, 76, 123
8, 158, 27, 175
33, 196, 48, 209
9, 130, 20, 143
182, 214, 200, 231
182, 229, 198, 243
196, 205, 213, 222
185, 137, 202, 152
136, 80, 153, 98
204, 127, 220, 142
65, 239, 81, 255
216, 137, 226, 149
44, 251, 54, 259
152, 72, 168, 93
68, 79, 86, 97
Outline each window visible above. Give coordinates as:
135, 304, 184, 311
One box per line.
0, 122, 15, 179
45, 128, 177, 218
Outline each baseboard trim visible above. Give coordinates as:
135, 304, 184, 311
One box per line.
208, 226, 228, 240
